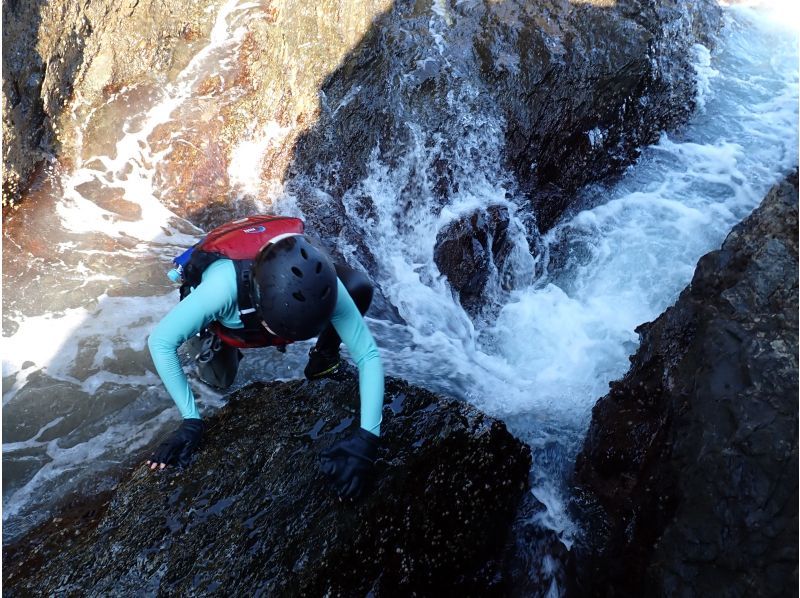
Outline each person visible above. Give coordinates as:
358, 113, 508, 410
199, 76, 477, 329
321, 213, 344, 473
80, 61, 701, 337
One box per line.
146, 215, 384, 499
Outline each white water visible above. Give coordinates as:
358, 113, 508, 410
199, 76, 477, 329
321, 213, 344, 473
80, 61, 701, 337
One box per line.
2, 4, 798, 577
326, 3, 799, 548
2, 0, 264, 535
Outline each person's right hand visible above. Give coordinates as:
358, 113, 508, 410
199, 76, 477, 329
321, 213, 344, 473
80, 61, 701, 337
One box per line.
319, 428, 379, 499
146, 419, 204, 470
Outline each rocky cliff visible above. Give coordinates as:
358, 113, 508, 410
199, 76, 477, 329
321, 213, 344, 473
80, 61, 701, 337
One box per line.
281, 0, 723, 313
284, 0, 724, 301
1, 0, 394, 211
574, 173, 799, 596
2, 0, 725, 318
1, 0, 223, 209
3, 374, 532, 595
289, 0, 723, 231
3, 0, 722, 236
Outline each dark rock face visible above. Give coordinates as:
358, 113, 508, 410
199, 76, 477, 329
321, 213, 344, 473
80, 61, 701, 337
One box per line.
290, 0, 722, 233
573, 173, 799, 597
434, 205, 514, 314
504, 492, 574, 596
284, 0, 722, 310
3, 374, 532, 595
479, 0, 722, 233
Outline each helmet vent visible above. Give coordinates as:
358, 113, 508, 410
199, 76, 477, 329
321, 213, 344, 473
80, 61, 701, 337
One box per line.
315, 262, 322, 274
292, 291, 306, 302
321, 285, 331, 300
300, 248, 308, 260
292, 266, 303, 278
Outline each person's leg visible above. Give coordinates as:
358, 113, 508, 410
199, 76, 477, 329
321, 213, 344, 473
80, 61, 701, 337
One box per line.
304, 264, 374, 380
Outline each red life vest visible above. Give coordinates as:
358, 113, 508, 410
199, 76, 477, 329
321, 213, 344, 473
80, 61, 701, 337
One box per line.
180, 215, 305, 349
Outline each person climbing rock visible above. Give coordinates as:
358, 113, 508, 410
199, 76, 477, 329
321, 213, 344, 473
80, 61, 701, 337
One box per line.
146, 215, 383, 499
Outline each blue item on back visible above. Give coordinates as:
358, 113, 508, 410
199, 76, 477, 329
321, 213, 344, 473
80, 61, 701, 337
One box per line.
168, 245, 198, 282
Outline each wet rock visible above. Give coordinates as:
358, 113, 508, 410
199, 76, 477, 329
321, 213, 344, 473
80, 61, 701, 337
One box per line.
573, 172, 799, 596
504, 492, 574, 597
4, 0, 721, 240
287, 0, 722, 237
142, 0, 396, 222
486, 0, 723, 232
3, 374, 532, 595
434, 205, 514, 315
2, 0, 223, 208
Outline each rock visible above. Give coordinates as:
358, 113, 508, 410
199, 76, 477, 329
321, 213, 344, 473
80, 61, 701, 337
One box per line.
282, 0, 721, 301
3, 374, 532, 595
434, 205, 514, 315
287, 0, 722, 235
2, 0, 224, 209
152, 0, 395, 222
573, 172, 799, 596
489, 0, 723, 232
3, 0, 722, 250
504, 492, 574, 596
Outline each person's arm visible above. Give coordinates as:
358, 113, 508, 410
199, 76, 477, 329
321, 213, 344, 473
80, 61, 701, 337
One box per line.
329, 279, 384, 436
147, 260, 238, 419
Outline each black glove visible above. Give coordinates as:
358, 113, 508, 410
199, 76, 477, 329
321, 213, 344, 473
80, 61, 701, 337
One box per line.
319, 428, 379, 500
148, 419, 204, 469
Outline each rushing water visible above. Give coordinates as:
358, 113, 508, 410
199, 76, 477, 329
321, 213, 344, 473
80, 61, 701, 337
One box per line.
2, 4, 798, 579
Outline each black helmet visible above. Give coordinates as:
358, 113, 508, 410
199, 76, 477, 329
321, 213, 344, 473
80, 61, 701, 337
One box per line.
250, 235, 338, 340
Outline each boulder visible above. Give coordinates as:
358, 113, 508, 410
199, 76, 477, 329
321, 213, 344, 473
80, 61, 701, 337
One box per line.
283, 0, 722, 302
288, 0, 723, 234
488, 0, 723, 232
573, 172, 799, 596
434, 205, 514, 315
3, 374, 532, 595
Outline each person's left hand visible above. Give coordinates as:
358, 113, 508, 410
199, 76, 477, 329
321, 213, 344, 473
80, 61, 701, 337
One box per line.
319, 428, 379, 499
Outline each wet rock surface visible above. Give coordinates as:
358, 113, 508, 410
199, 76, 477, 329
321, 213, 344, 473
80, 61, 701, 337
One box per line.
3, 373, 532, 595
573, 173, 799, 597
287, 0, 722, 233
491, 0, 723, 233
434, 205, 514, 315
153, 0, 394, 222
2, 0, 223, 209
280, 0, 722, 306
4, 0, 721, 240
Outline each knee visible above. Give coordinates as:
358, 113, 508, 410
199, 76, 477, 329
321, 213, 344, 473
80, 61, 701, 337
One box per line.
341, 270, 374, 315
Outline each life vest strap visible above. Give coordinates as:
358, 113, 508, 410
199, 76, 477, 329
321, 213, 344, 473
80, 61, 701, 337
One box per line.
233, 259, 261, 330
174, 215, 304, 349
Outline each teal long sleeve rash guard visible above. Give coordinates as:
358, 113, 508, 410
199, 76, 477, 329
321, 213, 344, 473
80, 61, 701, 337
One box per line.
148, 259, 384, 435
